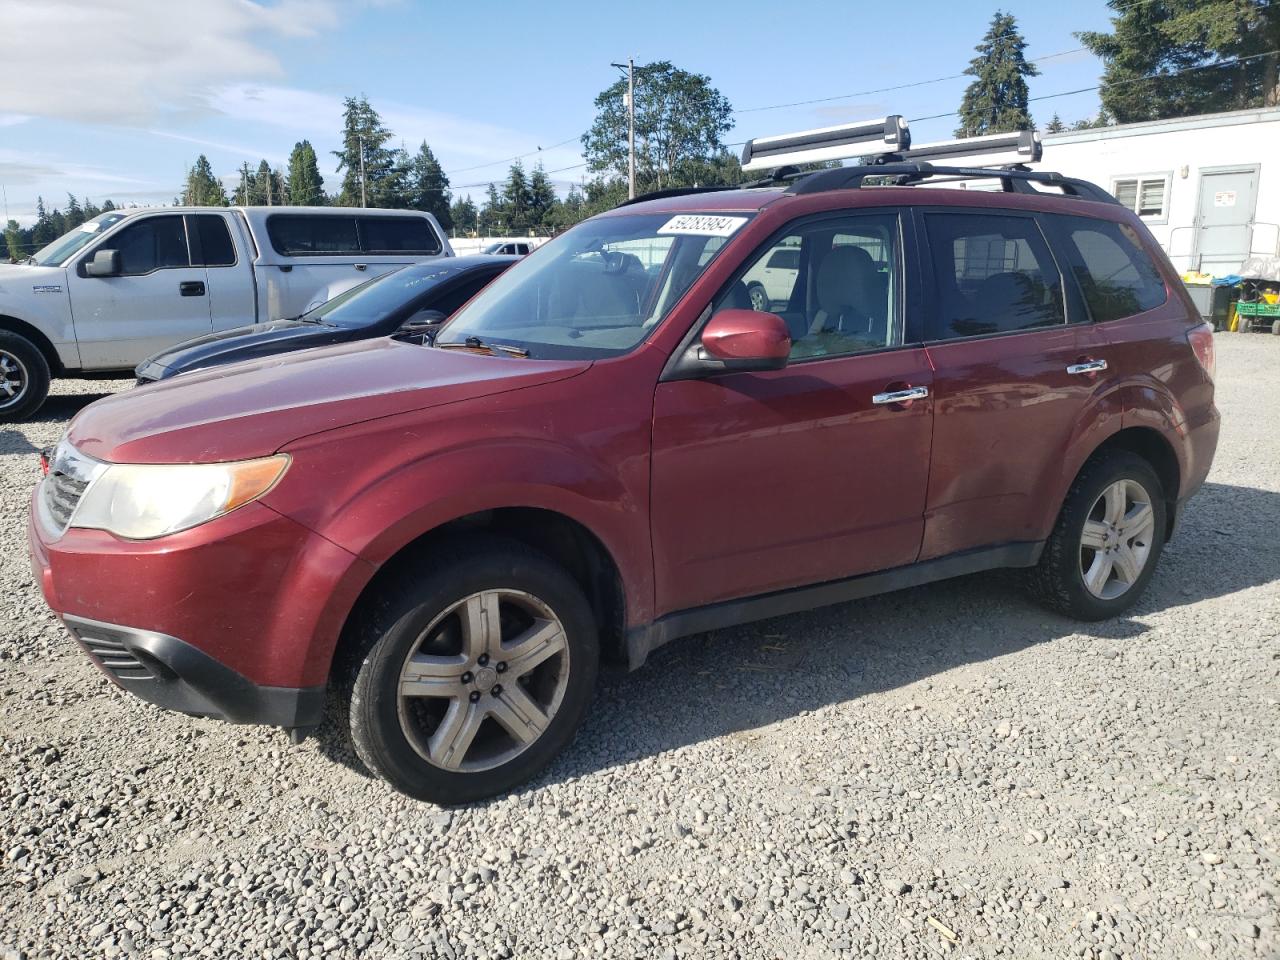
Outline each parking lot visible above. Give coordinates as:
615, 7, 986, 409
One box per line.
1, 334, 1276, 960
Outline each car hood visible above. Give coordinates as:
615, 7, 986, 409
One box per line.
69, 337, 590, 463
0, 262, 66, 294
135, 319, 348, 381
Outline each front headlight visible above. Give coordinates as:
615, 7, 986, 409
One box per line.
71, 455, 290, 540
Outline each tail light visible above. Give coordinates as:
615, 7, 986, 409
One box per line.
1187, 323, 1215, 380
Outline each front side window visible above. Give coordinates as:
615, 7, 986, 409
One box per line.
267, 215, 360, 256
1054, 215, 1168, 322
721, 213, 902, 360
925, 213, 1064, 340
111, 215, 190, 275
437, 213, 743, 359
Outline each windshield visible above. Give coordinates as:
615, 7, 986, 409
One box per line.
303, 262, 464, 328
436, 213, 745, 359
29, 212, 129, 266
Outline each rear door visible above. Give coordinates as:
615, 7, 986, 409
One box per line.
67, 213, 214, 369
188, 213, 256, 330
917, 207, 1106, 560
650, 209, 935, 614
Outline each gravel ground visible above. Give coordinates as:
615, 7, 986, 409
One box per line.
1, 336, 1277, 960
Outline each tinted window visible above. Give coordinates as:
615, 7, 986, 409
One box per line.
925, 213, 1063, 339
267, 215, 360, 256
112, 216, 190, 275
194, 215, 235, 266
723, 213, 901, 360
1055, 216, 1168, 322
359, 216, 441, 254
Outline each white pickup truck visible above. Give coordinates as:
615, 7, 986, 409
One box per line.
0, 206, 453, 420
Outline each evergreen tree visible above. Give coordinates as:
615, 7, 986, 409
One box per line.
100, 199, 116, 212
183, 155, 228, 206
546, 184, 586, 233
64, 194, 85, 229
287, 140, 325, 205
479, 183, 505, 235
1045, 113, 1066, 133
409, 141, 452, 229
955, 11, 1040, 137
333, 95, 409, 207
4, 219, 23, 262
31, 197, 57, 248
528, 164, 558, 233
502, 161, 532, 233
83, 199, 101, 219
449, 195, 478, 236
1080, 1, 1279, 122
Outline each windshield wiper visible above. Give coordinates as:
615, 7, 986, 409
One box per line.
437, 336, 529, 358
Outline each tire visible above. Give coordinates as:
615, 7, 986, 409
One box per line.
0, 331, 51, 423
1026, 451, 1167, 621
348, 535, 598, 804
747, 283, 769, 313
1271, 319, 1280, 336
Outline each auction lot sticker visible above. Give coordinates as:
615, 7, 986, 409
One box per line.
658, 214, 749, 237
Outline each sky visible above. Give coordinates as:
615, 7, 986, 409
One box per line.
0, 0, 1121, 226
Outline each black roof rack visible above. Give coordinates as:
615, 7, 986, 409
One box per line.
784, 162, 1119, 205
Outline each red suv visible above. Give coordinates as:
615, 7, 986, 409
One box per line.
29, 162, 1218, 803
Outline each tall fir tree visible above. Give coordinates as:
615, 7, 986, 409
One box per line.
955, 11, 1040, 137
64, 194, 85, 229
287, 140, 325, 205
31, 197, 57, 248
528, 164, 558, 233
4, 219, 23, 262
479, 183, 504, 235
409, 141, 452, 229
502, 161, 532, 233
1080, 1, 1279, 122
183, 155, 228, 206
1045, 112, 1066, 133
333, 95, 409, 207
449, 195, 478, 236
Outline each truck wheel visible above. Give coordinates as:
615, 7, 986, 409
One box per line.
747, 283, 769, 312
1026, 451, 1167, 621
0, 332, 51, 423
348, 535, 598, 804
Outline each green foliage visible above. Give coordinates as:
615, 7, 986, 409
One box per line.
1045, 112, 1066, 133
183, 155, 228, 206
956, 11, 1039, 136
332, 95, 409, 207
287, 141, 325, 205
582, 60, 733, 193
450, 195, 478, 236
409, 141, 452, 230
4, 219, 23, 262
63, 194, 85, 229
1079, 1, 1280, 122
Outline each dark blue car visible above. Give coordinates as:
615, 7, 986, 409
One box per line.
135, 255, 517, 383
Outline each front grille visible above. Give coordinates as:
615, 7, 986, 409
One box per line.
39, 440, 106, 533
67, 621, 155, 681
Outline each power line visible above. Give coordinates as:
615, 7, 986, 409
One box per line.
443, 136, 581, 177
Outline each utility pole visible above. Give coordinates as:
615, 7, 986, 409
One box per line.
611, 58, 637, 199
358, 135, 367, 208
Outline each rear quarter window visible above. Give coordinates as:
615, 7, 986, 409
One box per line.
359, 216, 441, 255
1053, 216, 1168, 322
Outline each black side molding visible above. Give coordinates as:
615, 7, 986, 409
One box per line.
625, 541, 1044, 670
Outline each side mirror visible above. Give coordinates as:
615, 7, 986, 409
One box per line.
84, 249, 120, 278
698, 308, 791, 370
396, 308, 448, 342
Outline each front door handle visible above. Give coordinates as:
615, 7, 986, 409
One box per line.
1066, 359, 1107, 375
872, 385, 929, 405
179, 281, 205, 297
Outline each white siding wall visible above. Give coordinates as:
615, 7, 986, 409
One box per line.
1042, 108, 1280, 274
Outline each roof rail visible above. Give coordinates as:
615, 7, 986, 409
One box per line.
784, 162, 1119, 204
887, 130, 1042, 167
741, 116, 910, 172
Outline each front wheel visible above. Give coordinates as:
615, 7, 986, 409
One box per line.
1027, 451, 1167, 621
747, 283, 769, 313
348, 536, 598, 804
0, 332, 51, 423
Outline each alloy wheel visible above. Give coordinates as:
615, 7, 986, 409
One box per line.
0, 350, 28, 410
1079, 478, 1156, 600
395, 589, 571, 773
748, 286, 768, 312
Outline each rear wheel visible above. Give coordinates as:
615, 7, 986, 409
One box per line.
747, 283, 769, 312
1027, 451, 1167, 620
348, 536, 598, 804
0, 332, 51, 423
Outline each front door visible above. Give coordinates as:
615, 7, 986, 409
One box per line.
68, 213, 213, 370
650, 210, 934, 615
1195, 167, 1258, 276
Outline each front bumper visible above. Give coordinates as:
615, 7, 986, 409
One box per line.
63, 614, 324, 726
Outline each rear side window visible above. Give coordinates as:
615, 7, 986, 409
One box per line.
267, 215, 360, 256
925, 213, 1064, 340
193, 215, 236, 266
1053, 216, 1168, 322
111, 215, 190, 275
359, 216, 441, 255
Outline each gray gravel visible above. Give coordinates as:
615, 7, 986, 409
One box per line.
2, 336, 1278, 960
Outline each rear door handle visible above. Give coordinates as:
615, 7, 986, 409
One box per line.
179, 281, 205, 297
872, 385, 929, 405
1066, 359, 1107, 375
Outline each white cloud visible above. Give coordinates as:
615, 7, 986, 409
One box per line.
0, 0, 341, 124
